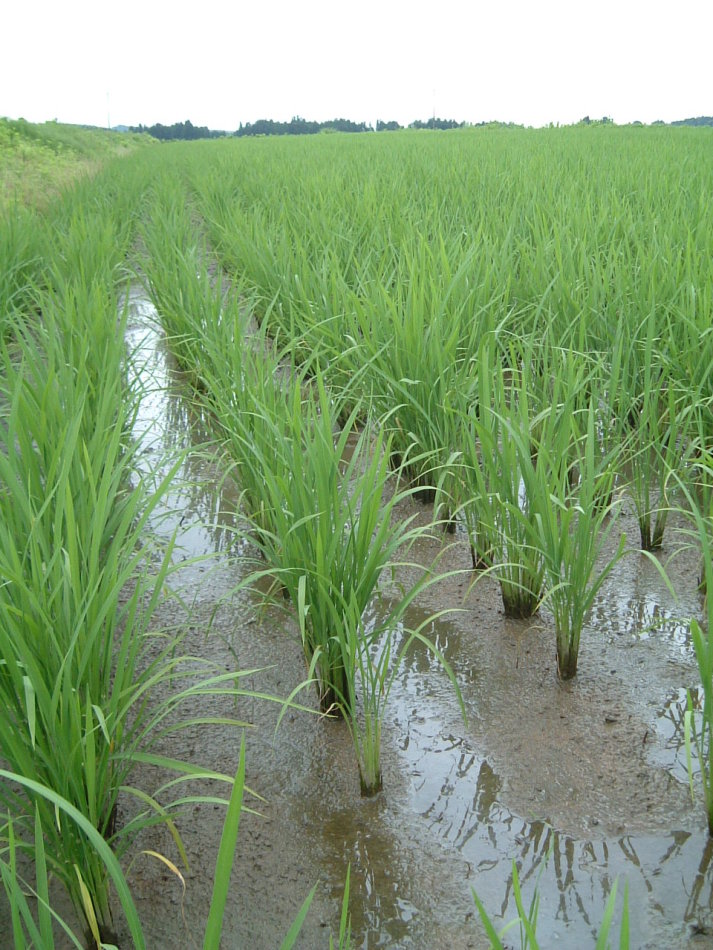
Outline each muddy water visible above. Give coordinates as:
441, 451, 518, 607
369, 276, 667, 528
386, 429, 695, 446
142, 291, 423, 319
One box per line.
119, 287, 713, 949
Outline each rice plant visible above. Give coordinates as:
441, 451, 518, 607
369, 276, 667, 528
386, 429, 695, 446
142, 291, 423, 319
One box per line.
609, 310, 691, 551
237, 372, 429, 714
344, 608, 462, 796
138, 185, 222, 381
0, 270, 272, 939
679, 453, 713, 834
360, 238, 482, 519
0, 780, 145, 948
457, 336, 545, 617
520, 392, 626, 679
1, 738, 319, 949
0, 207, 46, 337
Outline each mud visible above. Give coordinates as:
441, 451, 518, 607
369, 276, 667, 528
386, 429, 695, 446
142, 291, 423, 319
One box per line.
28, 290, 713, 948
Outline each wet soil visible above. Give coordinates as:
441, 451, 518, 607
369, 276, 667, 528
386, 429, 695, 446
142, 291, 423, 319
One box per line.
22, 289, 713, 949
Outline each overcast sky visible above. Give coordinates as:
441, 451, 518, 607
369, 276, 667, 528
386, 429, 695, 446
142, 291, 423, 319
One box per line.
3, 0, 711, 130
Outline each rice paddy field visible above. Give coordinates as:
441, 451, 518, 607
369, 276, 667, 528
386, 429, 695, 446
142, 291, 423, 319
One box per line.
2, 122, 713, 948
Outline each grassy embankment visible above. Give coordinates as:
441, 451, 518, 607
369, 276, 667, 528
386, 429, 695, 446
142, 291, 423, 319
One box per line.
0, 117, 154, 211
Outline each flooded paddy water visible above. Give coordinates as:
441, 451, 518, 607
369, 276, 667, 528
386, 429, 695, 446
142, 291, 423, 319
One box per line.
117, 287, 713, 949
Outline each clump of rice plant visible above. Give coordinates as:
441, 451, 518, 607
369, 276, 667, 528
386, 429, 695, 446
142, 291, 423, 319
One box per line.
241, 372, 429, 715
1, 739, 319, 949
206, 354, 463, 794
457, 336, 544, 618
0, 207, 46, 338
360, 239, 481, 523
344, 609, 462, 796
0, 781, 145, 948
521, 391, 626, 679
0, 272, 271, 940
139, 187, 220, 381
608, 310, 691, 551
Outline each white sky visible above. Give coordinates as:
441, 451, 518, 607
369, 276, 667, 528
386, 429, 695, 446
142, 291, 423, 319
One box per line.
2, 0, 711, 130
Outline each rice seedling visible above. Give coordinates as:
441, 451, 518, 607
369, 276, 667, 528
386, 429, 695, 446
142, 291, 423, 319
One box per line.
0, 286, 156, 936
0, 779, 145, 949
138, 188, 217, 378
457, 335, 545, 617
359, 237, 481, 516
519, 392, 626, 679
137, 229, 467, 793
344, 607, 463, 796
279, 865, 352, 950
0, 207, 46, 337
259, 374, 465, 792
2, 739, 319, 949
686, 427, 713, 595
196, 335, 464, 791
238, 372, 424, 713
0, 268, 281, 940
48, 199, 131, 293
609, 310, 691, 551
196, 301, 299, 540
5, 121, 713, 943
685, 618, 713, 835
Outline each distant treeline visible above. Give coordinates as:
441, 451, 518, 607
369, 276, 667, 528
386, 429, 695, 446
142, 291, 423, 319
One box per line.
128, 114, 713, 142
129, 116, 466, 141
129, 120, 227, 140
234, 116, 465, 136
235, 116, 368, 136
669, 116, 713, 127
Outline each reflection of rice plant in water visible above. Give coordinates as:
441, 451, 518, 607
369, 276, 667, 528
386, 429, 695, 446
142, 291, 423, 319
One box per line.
472, 850, 629, 949
680, 458, 713, 835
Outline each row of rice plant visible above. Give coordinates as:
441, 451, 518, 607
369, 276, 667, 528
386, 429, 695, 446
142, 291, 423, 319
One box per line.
37, 123, 711, 867
0, 167, 281, 946
138, 186, 465, 796
165, 128, 713, 683
130, 125, 713, 689
7, 124, 709, 946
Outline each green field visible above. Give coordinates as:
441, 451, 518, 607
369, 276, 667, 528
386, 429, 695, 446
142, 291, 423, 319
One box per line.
2, 121, 713, 947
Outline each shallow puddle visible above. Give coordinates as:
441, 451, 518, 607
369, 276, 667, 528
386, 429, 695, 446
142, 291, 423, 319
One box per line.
124, 286, 243, 561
